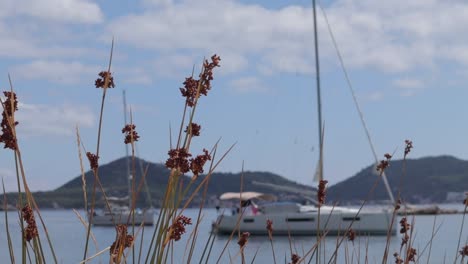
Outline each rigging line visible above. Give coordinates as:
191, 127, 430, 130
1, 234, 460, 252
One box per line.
313, 0, 324, 183
123, 90, 132, 208
317, 0, 395, 204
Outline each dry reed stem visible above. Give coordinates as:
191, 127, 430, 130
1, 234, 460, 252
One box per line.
83, 38, 115, 262
78, 246, 111, 264
186, 145, 219, 264
2, 79, 58, 263
76, 127, 88, 213
2, 179, 15, 263
72, 209, 99, 252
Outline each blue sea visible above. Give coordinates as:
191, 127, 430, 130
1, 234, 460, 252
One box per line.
0, 205, 467, 263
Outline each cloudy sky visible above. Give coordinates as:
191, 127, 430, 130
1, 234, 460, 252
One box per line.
0, 0, 468, 192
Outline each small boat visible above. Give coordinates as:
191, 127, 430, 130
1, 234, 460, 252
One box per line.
92, 196, 155, 226
90, 90, 155, 226
213, 192, 395, 236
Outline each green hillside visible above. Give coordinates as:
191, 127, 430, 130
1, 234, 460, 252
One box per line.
327, 155, 468, 204
3, 157, 315, 209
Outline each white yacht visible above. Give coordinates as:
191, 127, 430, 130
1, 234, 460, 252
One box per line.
213, 192, 395, 236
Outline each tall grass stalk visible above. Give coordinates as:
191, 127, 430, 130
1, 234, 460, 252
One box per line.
3, 179, 15, 263
83, 38, 115, 261
454, 202, 467, 263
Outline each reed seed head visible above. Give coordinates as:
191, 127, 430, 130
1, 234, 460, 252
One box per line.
190, 148, 211, 179
165, 148, 192, 173
168, 215, 192, 242
404, 139, 413, 157
237, 232, 250, 248
95, 71, 115, 88
185, 122, 201, 137
399, 217, 410, 234
266, 219, 273, 239
407, 247, 417, 262
21, 205, 38, 242
460, 245, 468, 256
377, 153, 392, 172
110, 224, 134, 263
86, 152, 99, 170
393, 252, 403, 264
395, 199, 401, 210
122, 124, 139, 144
290, 254, 300, 264
0, 91, 19, 150
317, 179, 328, 207
179, 54, 220, 107
347, 228, 356, 242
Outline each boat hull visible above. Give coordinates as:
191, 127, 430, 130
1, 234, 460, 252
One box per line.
214, 210, 395, 236
91, 209, 155, 226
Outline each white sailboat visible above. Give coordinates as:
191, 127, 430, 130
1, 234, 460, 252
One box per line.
214, 192, 393, 236
213, 0, 395, 236
91, 90, 155, 226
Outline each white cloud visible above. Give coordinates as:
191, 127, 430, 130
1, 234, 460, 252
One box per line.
143, 0, 173, 7
229, 77, 267, 93
15, 103, 94, 137
105, 0, 468, 77
360, 91, 384, 102
393, 78, 424, 97
393, 78, 424, 89
113, 66, 153, 85
11, 60, 99, 84
0, 0, 103, 24
153, 54, 198, 77
107, 0, 316, 75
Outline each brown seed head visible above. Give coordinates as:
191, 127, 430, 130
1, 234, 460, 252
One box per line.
404, 140, 413, 157
266, 219, 273, 238
199, 54, 221, 96
180, 55, 220, 107
317, 180, 328, 207
377, 153, 392, 172
21, 205, 38, 242
237, 232, 250, 248
122, 124, 139, 144
407, 247, 417, 262
168, 215, 192, 242
86, 152, 99, 170
0, 91, 19, 150
95, 71, 115, 88
347, 228, 356, 242
399, 217, 410, 234
460, 245, 468, 256
185, 122, 201, 137
110, 224, 132, 263
165, 148, 192, 173
290, 254, 300, 264
180, 77, 199, 107
190, 148, 211, 179
395, 199, 401, 210
393, 252, 403, 264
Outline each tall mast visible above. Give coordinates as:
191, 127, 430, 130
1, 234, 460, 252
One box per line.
123, 90, 131, 208
313, 0, 323, 182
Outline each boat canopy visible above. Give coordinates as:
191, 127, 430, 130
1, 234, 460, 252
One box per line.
219, 192, 277, 202
107, 196, 130, 204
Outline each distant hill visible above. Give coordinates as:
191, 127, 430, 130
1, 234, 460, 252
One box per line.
327, 155, 468, 204
4, 155, 467, 208
4, 157, 315, 209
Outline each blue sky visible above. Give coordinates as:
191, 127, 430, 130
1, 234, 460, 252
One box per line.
1, 0, 468, 192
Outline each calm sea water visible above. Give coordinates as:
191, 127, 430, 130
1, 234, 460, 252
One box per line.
1, 205, 467, 263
